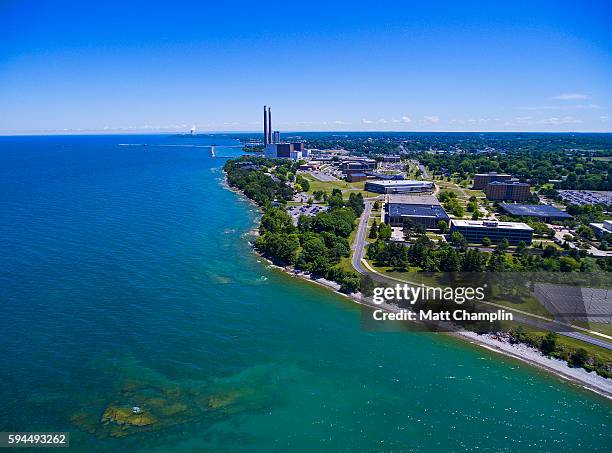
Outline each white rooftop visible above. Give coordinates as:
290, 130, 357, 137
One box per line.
451, 219, 533, 231
368, 179, 433, 186
386, 194, 440, 205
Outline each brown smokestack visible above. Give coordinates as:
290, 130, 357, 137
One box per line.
263, 105, 268, 145
268, 107, 272, 144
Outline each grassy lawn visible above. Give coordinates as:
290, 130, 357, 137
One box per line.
465, 189, 485, 198
302, 174, 379, 198
437, 183, 467, 198
366, 261, 422, 274
302, 174, 350, 192
426, 232, 444, 241
487, 294, 553, 318
337, 223, 359, 273
535, 239, 563, 249
572, 320, 612, 337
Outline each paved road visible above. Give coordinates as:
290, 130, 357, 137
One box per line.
351, 200, 373, 274
553, 227, 612, 258
310, 171, 339, 182
350, 202, 612, 351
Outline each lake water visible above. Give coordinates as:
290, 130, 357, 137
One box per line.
0, 135, 610, 451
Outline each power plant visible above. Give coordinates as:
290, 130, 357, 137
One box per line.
262, 105, 307, 160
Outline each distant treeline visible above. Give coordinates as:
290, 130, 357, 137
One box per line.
411, 149, 611, 190
226, 132, 612, 155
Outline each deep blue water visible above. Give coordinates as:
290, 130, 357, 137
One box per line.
0, 135, 610, 452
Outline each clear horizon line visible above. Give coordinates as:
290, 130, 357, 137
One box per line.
1, 129, 612, 137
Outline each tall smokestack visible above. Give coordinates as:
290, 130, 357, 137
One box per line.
268, 107, 272, 144
263, 105, 268, 145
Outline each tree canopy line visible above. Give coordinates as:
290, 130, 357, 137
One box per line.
224, 157, 364, 293
367, 226, 612, 273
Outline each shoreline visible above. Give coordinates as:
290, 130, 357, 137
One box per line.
223, 175, 612, 401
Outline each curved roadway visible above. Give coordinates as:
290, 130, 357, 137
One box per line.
351, 200, 612, 351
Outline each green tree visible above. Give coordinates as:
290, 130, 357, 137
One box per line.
298, 235, 328, 267
570, 348, 589, 367
453, 205, 464, 217
462, 249, 487, 272
576, 225, 594, 240
450, 231, 467, 248
487, 253, 508, 272
369, 220, 378, 239
313, 190, 326, 201
540, 332, 558, 355
559, 256, 579, 272
439, 247, 461, 272
327, 192, 345, 210
260, 208, 295, 234
256, 232, 300, 265
347, 192, 365, 216
496, 238, 509, 253
402, 218, 415, 240
378, 223, 392, 240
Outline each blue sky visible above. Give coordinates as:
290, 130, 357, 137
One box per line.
1, 0, 611, 134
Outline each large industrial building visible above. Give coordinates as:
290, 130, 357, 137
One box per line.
473, 172, 513, 190
485, 181, 531, 201
346, 173, 368, 182
384, 195, 449, 228
499, 203, 572, 222
365, 179, 434, 194
450, 219, 533, 245
262, 105, 305, 160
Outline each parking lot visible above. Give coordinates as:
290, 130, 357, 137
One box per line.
287, 204, 329, 225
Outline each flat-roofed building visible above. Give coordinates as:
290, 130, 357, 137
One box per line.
450, 219, 533, 245
385, 195, 449, 228
589, 220, 612, 238
499, 203, 572, 222
347, 172, 368, 182
365, 179, 434, 194
485, 181, 531, 201
473, 172, 513, 190
367, 171, 404, 180
340, 159, 377, 175
381, 155, 401, 162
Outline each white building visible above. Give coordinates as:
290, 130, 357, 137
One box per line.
365, 179, 434, 194
589, 220, 612, 238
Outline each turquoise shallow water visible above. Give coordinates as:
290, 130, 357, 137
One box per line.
0, 135, 610, 451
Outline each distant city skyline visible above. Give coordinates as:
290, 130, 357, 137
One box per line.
1, 1, 611, 134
